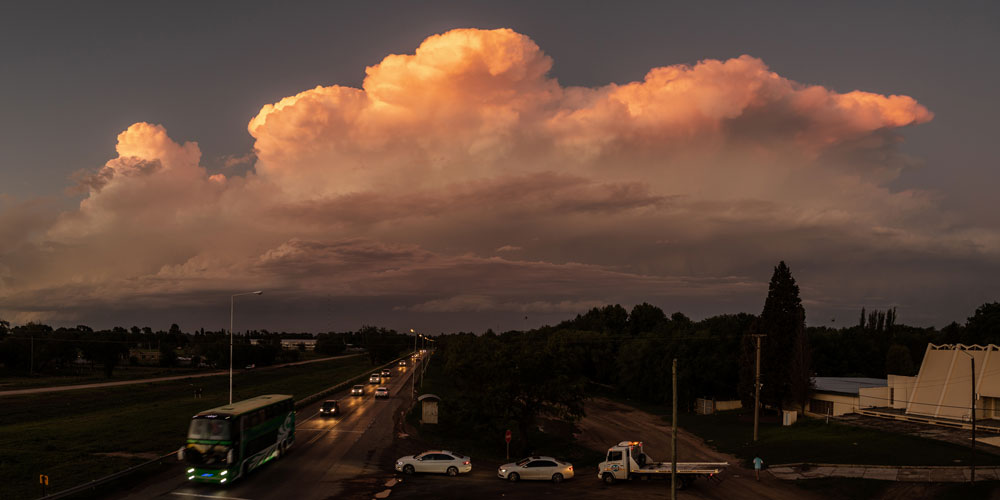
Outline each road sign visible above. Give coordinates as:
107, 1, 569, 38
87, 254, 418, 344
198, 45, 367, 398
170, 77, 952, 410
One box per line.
505, 430, 512, 443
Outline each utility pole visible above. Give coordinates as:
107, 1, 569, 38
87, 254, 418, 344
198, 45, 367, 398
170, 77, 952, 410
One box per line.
958, 349, 976, 483
671, 358, 677, 500
30, 334, 34, 377
753, 334, 766, 442
971, 354, 977, 484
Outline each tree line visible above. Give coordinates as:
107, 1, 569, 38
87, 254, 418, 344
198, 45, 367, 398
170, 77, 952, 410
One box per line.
0, 322, 414, 378
428, 262, 1000, 453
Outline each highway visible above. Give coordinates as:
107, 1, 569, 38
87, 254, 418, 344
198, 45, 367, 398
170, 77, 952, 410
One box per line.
109, 357, 423, 500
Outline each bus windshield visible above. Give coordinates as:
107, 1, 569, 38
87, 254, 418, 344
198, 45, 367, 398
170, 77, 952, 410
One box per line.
188, 418, 231, 441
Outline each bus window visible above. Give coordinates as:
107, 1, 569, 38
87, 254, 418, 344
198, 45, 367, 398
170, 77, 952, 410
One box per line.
188, 418, 230, 441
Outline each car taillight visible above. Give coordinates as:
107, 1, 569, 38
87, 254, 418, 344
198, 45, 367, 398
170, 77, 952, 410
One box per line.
568, 466, 573, 471
463, 461, 470, 465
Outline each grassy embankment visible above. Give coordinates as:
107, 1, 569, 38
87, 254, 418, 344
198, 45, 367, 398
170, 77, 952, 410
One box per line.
405, 356, 604, 467
681, 409, 1000, 467
0, 354, 370, 500
680, 409, 1000, 499
0, 350, 333, 392
0, 365, 215, 391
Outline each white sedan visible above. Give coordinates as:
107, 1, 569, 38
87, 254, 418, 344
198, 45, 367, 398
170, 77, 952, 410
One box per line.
396, 450, 472, 476
498, 456, 574, 483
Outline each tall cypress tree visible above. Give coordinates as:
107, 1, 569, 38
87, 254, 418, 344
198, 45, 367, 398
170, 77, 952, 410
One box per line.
755, 261, 811, 411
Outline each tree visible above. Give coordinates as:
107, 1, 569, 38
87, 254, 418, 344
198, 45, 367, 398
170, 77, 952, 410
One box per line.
628, 303, 666, 336
159, 343, 179, 367
885, 344, 915, 376
966, 302, 1000, 345
744, 261, 811, 411
81, 330, 129, 378
441, 331, 586, 455
315, 333, 346, 356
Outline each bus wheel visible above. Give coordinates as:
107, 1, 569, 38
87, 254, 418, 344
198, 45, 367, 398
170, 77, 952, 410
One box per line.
602, 473, 616, 485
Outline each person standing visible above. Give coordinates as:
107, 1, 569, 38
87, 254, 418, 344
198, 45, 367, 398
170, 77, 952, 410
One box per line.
753, 456, 763, 481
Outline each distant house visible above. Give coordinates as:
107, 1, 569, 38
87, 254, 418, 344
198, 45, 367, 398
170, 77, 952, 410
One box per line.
806, 377, 887, 417
129, 348, 160, 364
248, 338, 317, 350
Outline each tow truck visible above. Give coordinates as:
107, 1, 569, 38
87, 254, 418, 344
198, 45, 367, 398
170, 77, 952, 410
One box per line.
597, 441, 727, 489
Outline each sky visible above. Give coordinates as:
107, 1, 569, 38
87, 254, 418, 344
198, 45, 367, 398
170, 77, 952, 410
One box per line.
0, 1, 998, 334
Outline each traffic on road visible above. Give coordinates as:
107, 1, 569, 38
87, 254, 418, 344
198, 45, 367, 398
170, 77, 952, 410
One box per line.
108, 351, 742, 500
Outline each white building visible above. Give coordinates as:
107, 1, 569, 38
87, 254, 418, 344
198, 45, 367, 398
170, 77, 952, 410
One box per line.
889, 343, 1000, 421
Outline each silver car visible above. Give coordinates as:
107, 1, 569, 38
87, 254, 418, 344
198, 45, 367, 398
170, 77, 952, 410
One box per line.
396, 450, 472, 476
497, 456, 574, 483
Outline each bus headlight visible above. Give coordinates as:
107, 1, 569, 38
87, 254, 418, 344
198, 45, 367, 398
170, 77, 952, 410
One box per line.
220, 478, 227, 484
187, 468, 194, 473
188, 476, 195, 480
221, 470, 228, 476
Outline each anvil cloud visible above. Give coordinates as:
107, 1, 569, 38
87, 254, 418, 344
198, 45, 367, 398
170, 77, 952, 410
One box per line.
2, 28, 991, 331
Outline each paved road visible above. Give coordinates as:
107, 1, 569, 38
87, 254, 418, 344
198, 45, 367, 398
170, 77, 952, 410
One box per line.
0, 354, 362, 397
106, 355, 423, 500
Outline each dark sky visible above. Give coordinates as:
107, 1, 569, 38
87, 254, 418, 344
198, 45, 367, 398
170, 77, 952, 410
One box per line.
0, 1, 997, 333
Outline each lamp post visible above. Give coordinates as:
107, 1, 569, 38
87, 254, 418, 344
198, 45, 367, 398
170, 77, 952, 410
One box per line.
958, 349, 976, 483
410, 329, 418, 398
230, 291, 263, 405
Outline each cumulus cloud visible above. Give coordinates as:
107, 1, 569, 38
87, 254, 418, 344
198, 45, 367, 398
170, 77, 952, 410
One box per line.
2, 27, 992, 331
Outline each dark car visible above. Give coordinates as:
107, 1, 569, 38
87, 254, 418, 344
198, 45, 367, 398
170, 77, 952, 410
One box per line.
320, 400, 340, 417
381, 368, 392, 377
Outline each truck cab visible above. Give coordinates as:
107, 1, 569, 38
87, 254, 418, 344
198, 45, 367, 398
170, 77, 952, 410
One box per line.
597, 441, 647, 482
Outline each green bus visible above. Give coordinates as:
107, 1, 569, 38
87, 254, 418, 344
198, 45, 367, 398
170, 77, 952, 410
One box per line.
178, 394, 296, 484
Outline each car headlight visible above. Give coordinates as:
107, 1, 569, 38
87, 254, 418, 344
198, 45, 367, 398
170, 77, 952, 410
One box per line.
500, 468, 506, 473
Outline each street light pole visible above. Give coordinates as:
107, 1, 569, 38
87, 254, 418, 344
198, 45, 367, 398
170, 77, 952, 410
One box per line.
959, 349, 976, 483
230, 290, 263, 405
410, 329, 417, 399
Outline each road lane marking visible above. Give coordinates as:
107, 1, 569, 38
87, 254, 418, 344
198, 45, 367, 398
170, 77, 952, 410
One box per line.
171, 493, 252, 500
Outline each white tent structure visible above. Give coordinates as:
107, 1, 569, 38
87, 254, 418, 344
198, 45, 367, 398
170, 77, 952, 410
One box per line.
894, 344, 1000, 420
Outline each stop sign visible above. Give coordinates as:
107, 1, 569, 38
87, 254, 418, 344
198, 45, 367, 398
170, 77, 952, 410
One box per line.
505, 430, 512, 443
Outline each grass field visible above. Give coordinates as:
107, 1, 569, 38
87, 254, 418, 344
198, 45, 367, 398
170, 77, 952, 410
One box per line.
0, 354, 372, 500
681, 409, 1000, 468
